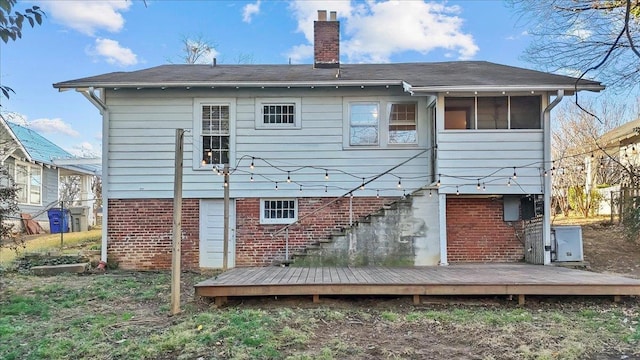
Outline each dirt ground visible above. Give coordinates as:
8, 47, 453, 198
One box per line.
580, 221, 640, 279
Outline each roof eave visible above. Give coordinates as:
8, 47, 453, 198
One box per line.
54, 80, 405, 90
406, 84, 604, 93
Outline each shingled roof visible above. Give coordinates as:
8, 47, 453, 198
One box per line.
53, 61, 604, 93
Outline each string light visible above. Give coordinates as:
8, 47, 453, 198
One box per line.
325, 170, 329, 180
476, 180, 481, 190
436, 174, 441, 187
349, 192, 354, 198
456, 186, 460, 195
275, 182, 278, 190
429, 189, 432, 197
250, 157, 255, 170
299, 185, 303, 192
376, 190, 380, 199
325, 185, 328, 193
482, 183, 486, 191
512, 167, 517, 179
397, 178, 402, 188
287, 171, 291, 183
360, 178, 365, 190
250, 174, 254, 182
507, 178, 511, 186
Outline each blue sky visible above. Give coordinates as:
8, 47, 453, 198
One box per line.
1, 0, 534, 157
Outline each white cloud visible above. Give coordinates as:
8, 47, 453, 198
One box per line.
40, 0, 131, 36
243, 1, 261, 23
29, 118, 80, 137
89, 38, 138, 66
287, 44, 313, 64
287, 0, 478, 63
68, 142, 100, 157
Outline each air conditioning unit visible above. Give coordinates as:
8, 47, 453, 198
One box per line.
551, 226, 584, 262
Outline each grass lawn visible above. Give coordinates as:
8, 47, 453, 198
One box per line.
0, 229, 101, 266
0, 271, 638, 360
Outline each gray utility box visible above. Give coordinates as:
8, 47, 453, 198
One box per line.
551, 225, 584, 262
69, 206, 90, 232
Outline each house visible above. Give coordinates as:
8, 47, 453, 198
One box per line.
0, 115, 100, 231
587, 118, 640, 215
53, 10, 604, 270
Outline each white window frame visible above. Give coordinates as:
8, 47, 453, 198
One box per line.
443, 95, 542, 130
14, 160, 42, 206
260, 198, 298, 224
348, 102, 380, 146
193, 98, 236, 170
344, 97, 421, 149
387, 102, 418, 145
255, 98, 302, 129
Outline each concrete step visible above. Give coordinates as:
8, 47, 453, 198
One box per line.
31, 263, 89, 276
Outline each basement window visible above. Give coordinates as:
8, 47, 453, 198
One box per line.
260, 199, 298, 224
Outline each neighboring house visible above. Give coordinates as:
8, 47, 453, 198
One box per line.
588, 119, 640, 215
0, 116, 100, 230
53, 11, 604, 270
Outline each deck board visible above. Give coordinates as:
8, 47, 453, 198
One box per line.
195, 264, 640, 301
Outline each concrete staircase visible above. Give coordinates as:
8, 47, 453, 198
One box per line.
291, 189, 440, 267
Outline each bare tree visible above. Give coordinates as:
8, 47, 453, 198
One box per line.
552, 98, 633, 216
508, 0, 640, 90
179, 34, 217, 64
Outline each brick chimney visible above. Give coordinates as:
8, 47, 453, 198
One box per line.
314, 10, 339, 68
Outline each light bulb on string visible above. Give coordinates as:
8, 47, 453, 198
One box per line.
507, 178, 511, 187
299, 185, 303, 192
325, 185, 328, 193
456, 186, 460, 196
429, 189, 433, 197
325, 170, 329, 180
476, 180, 481, 190
397, 178, 402, 188
250, 174, 254, 182
436, 174, 441, 187
287, 171, 291, 183
482, 183, 486, 191
275, 182, 278, 191
512, 167, 517, 180
376, 190, 380, 199
360, 178, 365, 190
250, 157, 255, 170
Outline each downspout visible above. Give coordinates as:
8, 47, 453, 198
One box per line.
543, 90, 564, 265
78, 88, 109, 264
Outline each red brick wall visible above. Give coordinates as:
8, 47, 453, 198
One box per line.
236, 197, 391, 266
107, 199, 199, 270
314, 19, 339, 66
446, 197, 524, 263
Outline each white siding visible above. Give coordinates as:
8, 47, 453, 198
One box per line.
105, 88, 432, 199
437, 130, 544, 195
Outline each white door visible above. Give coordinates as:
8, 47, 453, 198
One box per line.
199, 199, 235, 268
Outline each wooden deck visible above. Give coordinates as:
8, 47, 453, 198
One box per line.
195, 264, 640, 305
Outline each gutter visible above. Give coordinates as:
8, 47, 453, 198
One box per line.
75, 87, 109, 264
542, 90, 564, 265
55, 80, 405, 90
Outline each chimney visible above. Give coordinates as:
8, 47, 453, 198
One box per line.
314, 10, 340, 68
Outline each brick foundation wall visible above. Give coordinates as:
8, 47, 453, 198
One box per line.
107, 199, 199, 270
446, 197, 524, 263
236, 197, 392, 266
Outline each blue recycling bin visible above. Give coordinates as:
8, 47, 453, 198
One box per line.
48, 208, 70, 233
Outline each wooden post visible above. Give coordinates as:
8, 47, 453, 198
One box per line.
223, 164, 230, 271
171, 129, 184, 315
